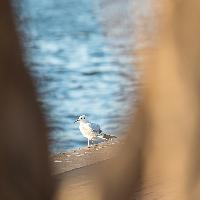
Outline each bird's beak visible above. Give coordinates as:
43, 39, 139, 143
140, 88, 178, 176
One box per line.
74, 119, 79, 123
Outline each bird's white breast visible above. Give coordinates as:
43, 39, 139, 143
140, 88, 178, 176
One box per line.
79, 123, 97, 140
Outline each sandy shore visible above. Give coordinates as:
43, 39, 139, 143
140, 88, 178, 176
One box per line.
51, 138, 123, 175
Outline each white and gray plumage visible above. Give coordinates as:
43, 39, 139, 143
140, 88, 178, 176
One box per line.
74, 115, 102, 146
74, 115, 117, 147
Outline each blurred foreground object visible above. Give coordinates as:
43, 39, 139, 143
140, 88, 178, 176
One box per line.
57, 0, 200, 200
98, 0, 200, 199
0, 1, 53, 199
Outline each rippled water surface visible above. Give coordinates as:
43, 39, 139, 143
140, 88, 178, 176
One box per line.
15, 0, 147, 152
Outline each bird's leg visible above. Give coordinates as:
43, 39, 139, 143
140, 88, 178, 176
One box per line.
88, 139, 90, 147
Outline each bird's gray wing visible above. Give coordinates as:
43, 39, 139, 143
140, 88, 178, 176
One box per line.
88, 123, 101, 134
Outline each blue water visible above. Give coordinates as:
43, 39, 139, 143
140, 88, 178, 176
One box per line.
14, 0, 145, 152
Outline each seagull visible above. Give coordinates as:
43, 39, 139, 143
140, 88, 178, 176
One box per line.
74, 115, 116, 147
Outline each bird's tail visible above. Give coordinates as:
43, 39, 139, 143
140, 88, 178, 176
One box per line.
97, 131, 117, 140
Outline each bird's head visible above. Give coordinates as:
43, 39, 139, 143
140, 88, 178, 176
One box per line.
74, 115, 86, 123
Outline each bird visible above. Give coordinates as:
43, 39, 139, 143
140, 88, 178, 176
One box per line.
74, 115, 117, 147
